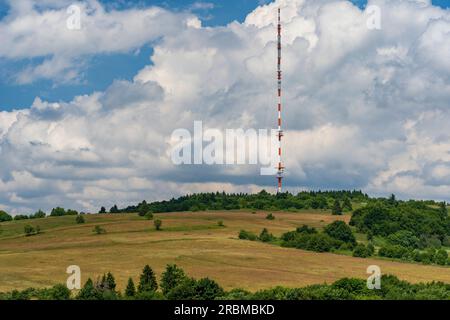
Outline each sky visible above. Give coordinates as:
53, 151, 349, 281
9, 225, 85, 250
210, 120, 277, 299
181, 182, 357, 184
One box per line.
0, 0, 448, 110
0, 0, 450, 213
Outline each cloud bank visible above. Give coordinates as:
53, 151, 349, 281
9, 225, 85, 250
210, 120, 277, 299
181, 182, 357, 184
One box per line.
0, 0, 450, 213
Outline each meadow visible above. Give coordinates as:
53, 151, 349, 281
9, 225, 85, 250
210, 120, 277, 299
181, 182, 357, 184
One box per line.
0, 210, 449, 292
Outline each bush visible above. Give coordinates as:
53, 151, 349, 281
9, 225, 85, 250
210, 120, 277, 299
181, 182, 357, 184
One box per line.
93, 225, 106, 235
331, 278, 368, 297
144, 212, 154, 220
433, 249, 448, 265
47, 284, 72, 300
166, 278, 224, 300
66, 209, 78, 216
281, 230, 341, 253
324, 221, 356, 245
135, 290, 164, 300
166, 278, 197, 300
296, 225, 317, 234
238, 230, 257, 241
281, 231, 298, 242
378, 245, 411, 260
259, 228, 274, 242
14, 215, 29, 221
217, 220, 224, 227
301, 233, 339, 252
266, 213, 275, 220
339, 242, 355, 251
154, 219, 162, 231
218, 288, 252, 300
76, 215, 85, 224
352, 244, 372, 258
24, 225, 39, 236
412, 249, 436, 264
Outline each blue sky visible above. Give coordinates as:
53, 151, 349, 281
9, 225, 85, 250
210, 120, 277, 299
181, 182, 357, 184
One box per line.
0, 0, 273, 110
1, 0, 450, 212
0, 0, 448, 111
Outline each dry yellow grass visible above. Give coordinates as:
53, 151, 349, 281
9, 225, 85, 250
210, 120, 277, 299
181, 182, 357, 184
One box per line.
0, 210, 449, 292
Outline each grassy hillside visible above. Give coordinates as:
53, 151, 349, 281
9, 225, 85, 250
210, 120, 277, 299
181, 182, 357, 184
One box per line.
0, 210, 449, 292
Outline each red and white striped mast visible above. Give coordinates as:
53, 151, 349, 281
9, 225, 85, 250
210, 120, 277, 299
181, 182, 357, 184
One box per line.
276, 8, 285, 193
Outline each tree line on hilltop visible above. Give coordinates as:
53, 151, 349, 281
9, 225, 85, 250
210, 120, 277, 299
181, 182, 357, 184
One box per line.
110, 190, 367, 215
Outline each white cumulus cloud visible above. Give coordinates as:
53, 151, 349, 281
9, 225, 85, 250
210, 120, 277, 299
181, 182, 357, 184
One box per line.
0, 0, 450, 213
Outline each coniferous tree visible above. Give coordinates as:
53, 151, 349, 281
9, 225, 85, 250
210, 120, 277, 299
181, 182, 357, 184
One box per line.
332, 200, 342, 215
160, 264, 187, 296
138, 265, 158, 293
105, 272, 116, 292
259, 228, 274, 242
125, 278, 136, 297
342, 197, 353, 211
77, 278, 97, 300
99, 207, 107, 214
387, 194, 397, 206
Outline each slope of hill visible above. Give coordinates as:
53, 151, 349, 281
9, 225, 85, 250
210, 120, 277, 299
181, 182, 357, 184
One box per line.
0, 210, 449, 293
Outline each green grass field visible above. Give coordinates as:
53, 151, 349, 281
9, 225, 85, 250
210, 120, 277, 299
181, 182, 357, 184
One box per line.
0, 210, 449, 292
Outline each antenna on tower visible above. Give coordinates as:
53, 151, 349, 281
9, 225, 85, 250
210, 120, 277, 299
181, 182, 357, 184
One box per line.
276, 7, 285, 193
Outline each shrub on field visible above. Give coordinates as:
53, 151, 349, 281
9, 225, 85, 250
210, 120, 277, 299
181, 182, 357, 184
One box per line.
145, 212, 154, 220
324, 221, 356, 245
76, 215, 85, 224
352, 244, 373, 258
24, 225, 40, 236
154, 219, 162, 230
238, 230, 257, 241
93, 225, 106, 235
